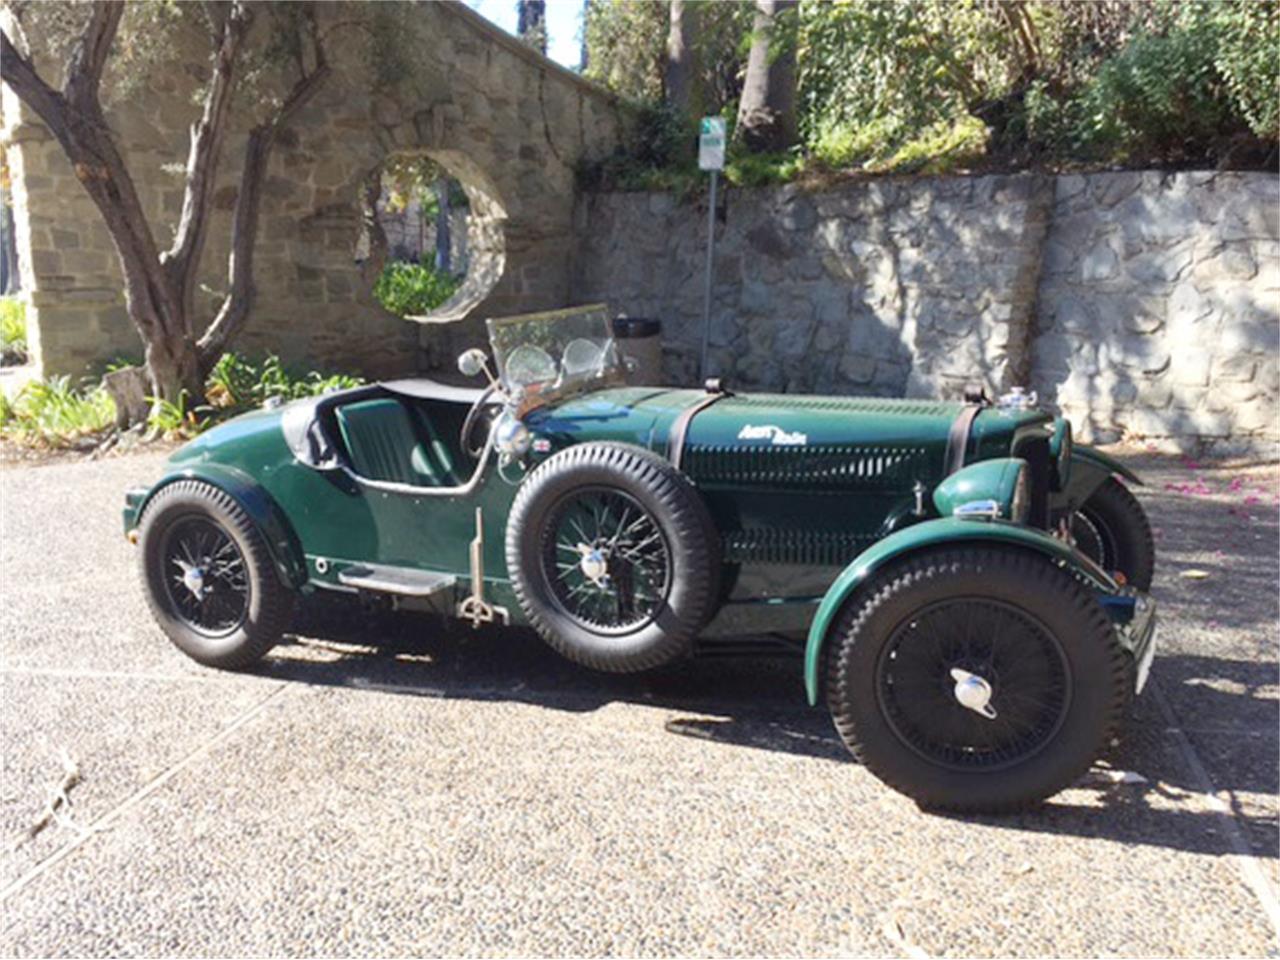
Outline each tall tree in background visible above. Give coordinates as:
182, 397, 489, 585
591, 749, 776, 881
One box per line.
433, 178, 452, 274
664, 0, 702, 119
517, 0, 548, 56
734, 0, 798, 153
0, 2, 334, 406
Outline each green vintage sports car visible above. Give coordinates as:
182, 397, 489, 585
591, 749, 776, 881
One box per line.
123, 305, 1157, 811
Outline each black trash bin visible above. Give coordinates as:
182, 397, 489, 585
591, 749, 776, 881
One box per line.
611, 315, 662, 384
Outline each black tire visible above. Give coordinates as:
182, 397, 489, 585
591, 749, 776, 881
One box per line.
506, 442, 720, 673
139, 480, 295, 670
1072, 477, 1155, 591
825, 545, 1128, 813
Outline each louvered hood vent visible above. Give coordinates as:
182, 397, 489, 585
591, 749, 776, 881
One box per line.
680, 393, 963, 489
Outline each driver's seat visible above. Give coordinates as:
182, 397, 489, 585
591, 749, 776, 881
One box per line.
336, 398, 452, 487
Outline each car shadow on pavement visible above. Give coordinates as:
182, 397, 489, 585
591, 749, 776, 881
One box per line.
255, 593, 1277, 859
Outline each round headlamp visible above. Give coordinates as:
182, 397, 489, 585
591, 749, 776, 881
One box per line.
493, 411, 532, 458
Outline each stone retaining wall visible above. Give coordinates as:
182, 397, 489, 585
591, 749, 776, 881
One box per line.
572, 171, 1278, 453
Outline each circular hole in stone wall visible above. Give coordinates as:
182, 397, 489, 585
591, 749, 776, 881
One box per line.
355, 149, 505, 325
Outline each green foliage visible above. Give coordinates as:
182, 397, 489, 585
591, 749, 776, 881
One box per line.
584, 0, 755, 114
206, 352, 365, 411
581, 0, 1276, 191
0, 376, 115, 446
1016, 2, 1279, 163
1212, 0, 1280, 138
724, 151, 806, 187
583, 0, 670, 102
161, 351, 366, 438
146, 391, 210, 440
373, 260, 463, 317
882, 116, 990, 174
0, 298, 27, 365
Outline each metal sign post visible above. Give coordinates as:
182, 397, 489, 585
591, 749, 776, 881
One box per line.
698, 117, 725, 382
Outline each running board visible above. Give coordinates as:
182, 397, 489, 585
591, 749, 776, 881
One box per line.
337, 564, 457, 598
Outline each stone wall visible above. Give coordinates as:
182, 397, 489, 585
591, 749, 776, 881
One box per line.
1032, 172, 1278, 449
2, 1, 625, 380
572, 171, 1278, 453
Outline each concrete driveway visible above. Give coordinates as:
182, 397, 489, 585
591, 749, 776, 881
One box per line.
1, 448, 1276, 957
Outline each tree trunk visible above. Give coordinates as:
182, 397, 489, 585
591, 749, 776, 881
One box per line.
734, 0, 798, 154
1, 2, 329, 419
665, 0, 702, 122
433, 179, 451, 274
145, 335, 204, 405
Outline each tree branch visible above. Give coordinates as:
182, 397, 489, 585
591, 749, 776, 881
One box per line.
162, 1, 255, 332
62, 2, 123, 109
2, 8, 179, 349
0, 28, 70, 143
198, 28, 331, 366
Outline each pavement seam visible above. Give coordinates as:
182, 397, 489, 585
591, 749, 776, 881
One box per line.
1151, 677, 1280, 937
0, 666, 256, 684
0, 682, 290, 904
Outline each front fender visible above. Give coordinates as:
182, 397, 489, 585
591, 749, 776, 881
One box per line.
1054, 444, 1143, 514
130, 463, 307, 589
802, 518, 1118, 705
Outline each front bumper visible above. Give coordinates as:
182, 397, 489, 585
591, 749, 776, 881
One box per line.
1100, 590, 1157, 693
1126, 593, 1158, 694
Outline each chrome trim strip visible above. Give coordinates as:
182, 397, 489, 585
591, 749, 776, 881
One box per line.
339, 425, 497, 497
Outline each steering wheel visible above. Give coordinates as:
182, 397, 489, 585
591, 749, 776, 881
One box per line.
459, 382, 500, 459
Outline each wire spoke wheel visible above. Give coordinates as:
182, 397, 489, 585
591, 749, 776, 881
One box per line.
540, 487, 671, 634
160, 516, 250, 637
876, 598, 1072, 772
1070, 510, 1115, 571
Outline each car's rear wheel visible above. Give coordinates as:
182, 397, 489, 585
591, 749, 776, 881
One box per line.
506, 442, 720, 673
825, 545, 1127, 813
139, 481, 294, 669
1071, 477, 1155, 590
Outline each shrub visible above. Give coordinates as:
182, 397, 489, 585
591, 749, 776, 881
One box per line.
0, 376, 115, 446
373, 260, 463, 316
206, 352, 365, 409
0, 298, 28, 366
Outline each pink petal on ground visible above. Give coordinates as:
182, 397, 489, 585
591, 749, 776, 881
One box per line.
1245, 496, 1261, 505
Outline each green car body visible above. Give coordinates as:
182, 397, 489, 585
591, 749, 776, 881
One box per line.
124, 306, 1159, 811
123, 383, 1151, 654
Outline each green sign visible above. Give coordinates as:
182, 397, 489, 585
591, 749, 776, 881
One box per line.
698, 117, 725, 171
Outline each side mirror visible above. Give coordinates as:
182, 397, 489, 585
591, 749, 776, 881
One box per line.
457, 348, 489, 379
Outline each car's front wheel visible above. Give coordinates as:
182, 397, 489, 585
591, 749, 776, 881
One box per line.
139, 481, 295, 669
825, 545, 1128, 813
1071, 477, 1155, 590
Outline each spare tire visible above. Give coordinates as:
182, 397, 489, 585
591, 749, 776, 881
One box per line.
506, 442, 721, 672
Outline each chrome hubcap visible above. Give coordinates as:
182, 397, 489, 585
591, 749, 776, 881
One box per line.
175, 559, 208, 600
576, 544, 609, 585
950, 667, 998, 720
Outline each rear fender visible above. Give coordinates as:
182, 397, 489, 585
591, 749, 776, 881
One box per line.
802, 517, 1117, 705
1053, 444, 1143, 514
132, 463, 307, 589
